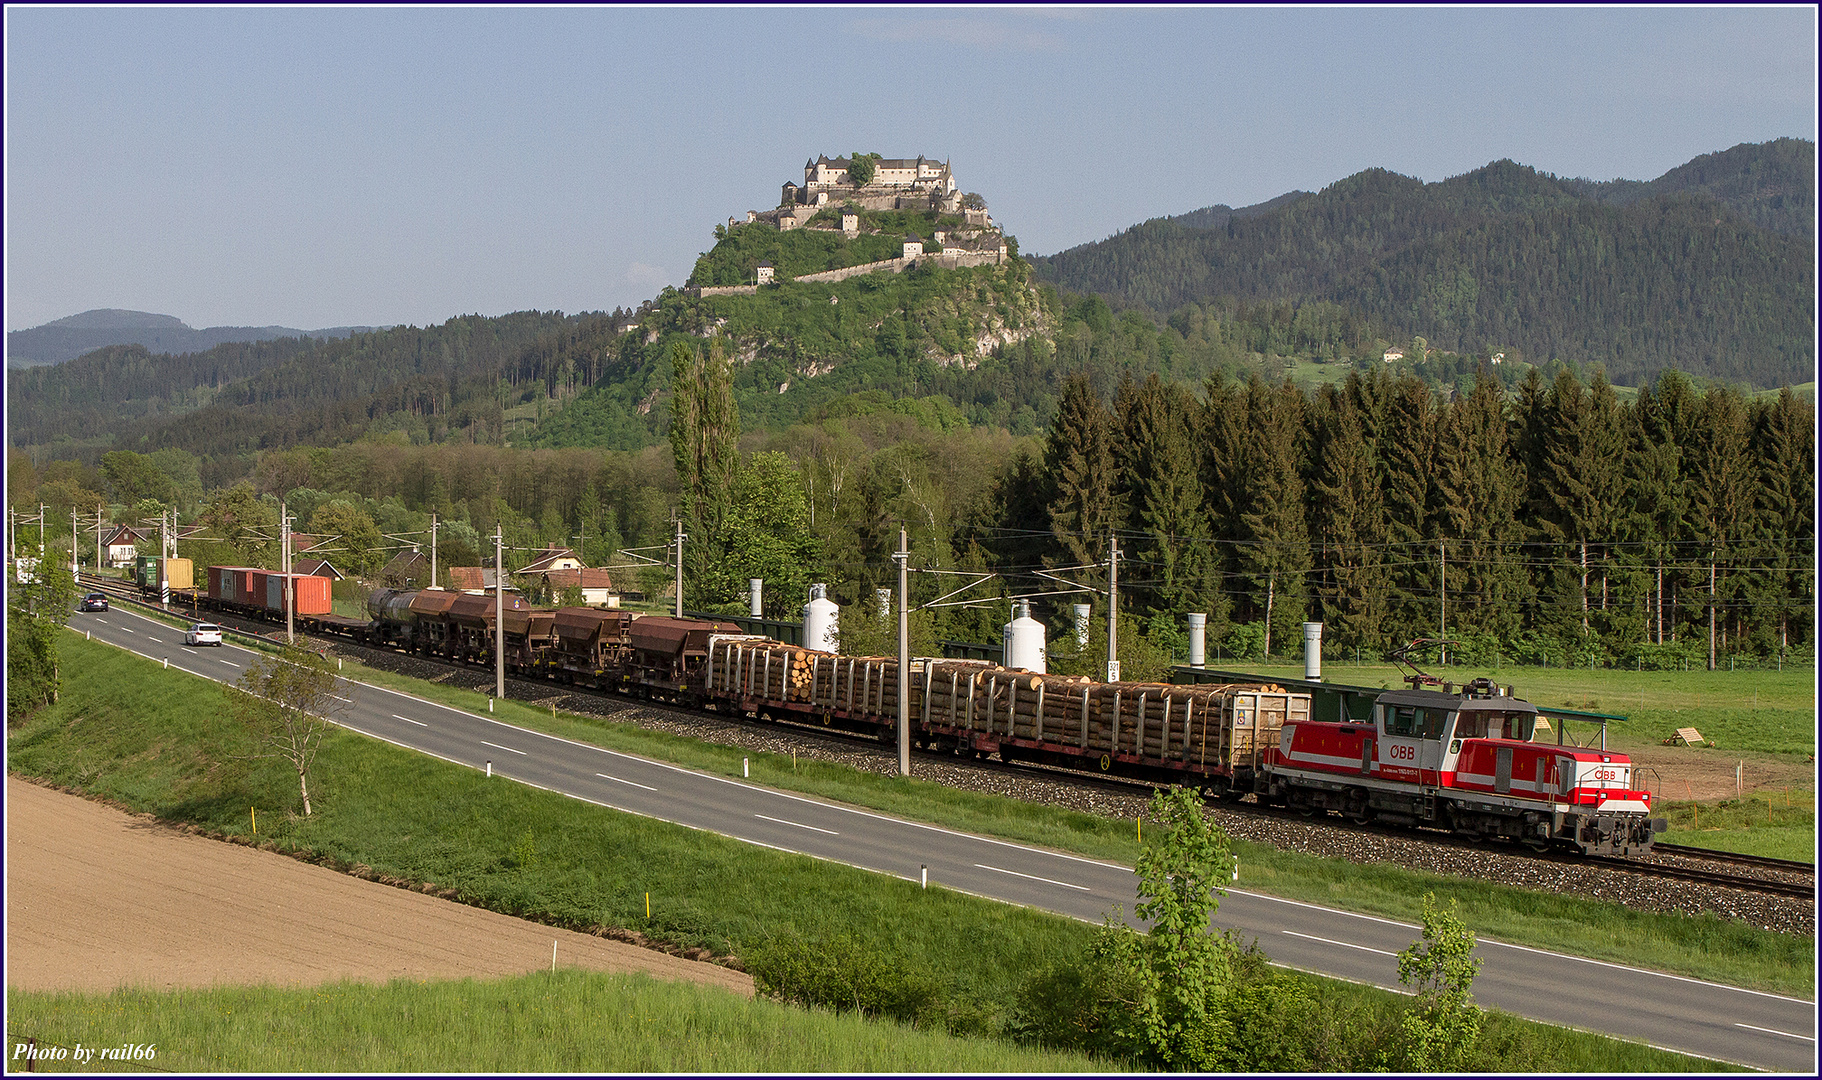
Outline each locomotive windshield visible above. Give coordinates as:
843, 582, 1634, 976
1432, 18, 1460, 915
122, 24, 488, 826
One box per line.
1452, 710, 1536, 742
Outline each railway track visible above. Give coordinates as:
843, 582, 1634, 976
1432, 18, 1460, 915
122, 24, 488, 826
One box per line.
84, 576, 1816, 904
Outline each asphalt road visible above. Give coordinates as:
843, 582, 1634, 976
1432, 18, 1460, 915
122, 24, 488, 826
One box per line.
70, 607, 1818, 1071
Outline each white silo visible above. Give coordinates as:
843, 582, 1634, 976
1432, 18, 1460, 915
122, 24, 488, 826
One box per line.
1003, 600, 1047, 673
803, 583, 839, 652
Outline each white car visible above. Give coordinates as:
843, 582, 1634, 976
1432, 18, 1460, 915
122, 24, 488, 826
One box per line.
185, 623, 224, 647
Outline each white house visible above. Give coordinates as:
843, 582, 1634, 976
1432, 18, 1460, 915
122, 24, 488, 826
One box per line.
1382, 349, 1405, 363
100, 525, 149, 568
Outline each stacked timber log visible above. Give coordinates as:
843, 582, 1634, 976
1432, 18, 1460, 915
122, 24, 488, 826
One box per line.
920, 663, 1305, 768
707, 637, 1312, 773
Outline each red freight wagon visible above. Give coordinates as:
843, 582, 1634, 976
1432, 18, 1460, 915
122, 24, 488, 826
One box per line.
207, 566, 260, 605
264, 572, 332, 616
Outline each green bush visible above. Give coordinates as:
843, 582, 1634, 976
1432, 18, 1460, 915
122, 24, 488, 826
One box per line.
747, 932, 945, 1029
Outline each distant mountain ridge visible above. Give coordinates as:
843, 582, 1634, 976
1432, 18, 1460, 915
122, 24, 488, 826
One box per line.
1029, 139, 1815, 387
5, 308, 388, 368
1162, 190, 1313, 231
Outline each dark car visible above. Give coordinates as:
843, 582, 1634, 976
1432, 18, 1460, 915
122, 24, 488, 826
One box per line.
80, 592, 109, 612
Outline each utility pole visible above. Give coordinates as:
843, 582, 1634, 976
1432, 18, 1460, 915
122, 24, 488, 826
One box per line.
95, 504, 105, 575
672, 518, 685, 617
1439, 539, 1446, 666
896, 526, 910, 778
71, 507, 79, 575
495, 525, 507, 699
1106, 534, 1121, 683
429, 512, 439, 589
281, 502, 294, 643
155, 509, 169, 606
1708, 554, 1718, 672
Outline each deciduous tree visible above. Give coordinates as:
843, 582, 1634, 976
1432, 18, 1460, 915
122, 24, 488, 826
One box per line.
228, 644, 347, 816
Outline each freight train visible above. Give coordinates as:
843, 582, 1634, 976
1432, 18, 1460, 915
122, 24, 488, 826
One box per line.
186, 569, 1665, 856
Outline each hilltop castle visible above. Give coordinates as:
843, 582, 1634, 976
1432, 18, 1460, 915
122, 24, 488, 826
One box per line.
786, 154, 959, 212
735, 154, 994, 233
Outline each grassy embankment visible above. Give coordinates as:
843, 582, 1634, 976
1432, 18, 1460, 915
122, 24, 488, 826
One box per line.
4, 969, 1105, 1073
0, 633, 1793, 1072
5, 963, 1736, 1075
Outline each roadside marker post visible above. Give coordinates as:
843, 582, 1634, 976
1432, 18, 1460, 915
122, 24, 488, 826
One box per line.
743, 758, 749, 778
921, 865, 927, 890
486, 760, 492, 778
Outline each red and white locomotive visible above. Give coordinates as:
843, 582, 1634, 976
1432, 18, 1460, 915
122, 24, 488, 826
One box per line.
1261, 674, 1662, 855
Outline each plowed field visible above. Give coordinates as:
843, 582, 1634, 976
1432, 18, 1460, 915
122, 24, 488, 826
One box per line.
4, 776, 752, 997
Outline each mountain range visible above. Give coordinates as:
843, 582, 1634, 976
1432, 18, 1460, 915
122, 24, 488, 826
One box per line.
5, 309, 387, 368
1029, 138, 1814, 388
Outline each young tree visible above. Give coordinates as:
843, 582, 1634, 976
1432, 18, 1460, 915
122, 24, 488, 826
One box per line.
1396, 893, 1484, 1071
1091, 785, 1238, 1070
228, 644, 348, 816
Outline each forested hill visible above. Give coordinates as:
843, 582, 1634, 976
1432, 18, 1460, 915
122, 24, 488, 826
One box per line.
1029, 140, 1816, 388
7, 311, 599, 468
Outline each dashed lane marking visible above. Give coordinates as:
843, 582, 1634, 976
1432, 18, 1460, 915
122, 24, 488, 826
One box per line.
755, 813, 838, 836
1735, 1023, 1815, 1042
391, 714, 429, 728
972, 863, 1090, 891
1283, 930, 1397, 957
480, 740, 527, 756
596, 773, 657, 792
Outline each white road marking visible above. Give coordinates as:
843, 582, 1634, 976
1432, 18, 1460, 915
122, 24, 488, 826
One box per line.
597, 773, 656, 792
120, 627, 134, 633
973, 863, 1090, 891
480, 740, 527, 756
1735, 1023, 1815, 1042
1283, 930, 1397, 957
392, 714, 429, 728
330, 694, 351, 703
217, 659, 240, 667
183, 648, 198, 655
755, 813, 838, 836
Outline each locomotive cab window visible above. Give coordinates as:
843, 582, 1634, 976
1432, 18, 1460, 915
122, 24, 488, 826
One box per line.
1418, 708, 1445, 739
1383, 705, 1417, 737
1455, 710, 1536, 741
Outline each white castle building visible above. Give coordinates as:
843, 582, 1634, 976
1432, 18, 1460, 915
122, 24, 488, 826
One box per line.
782, 154, 963, 214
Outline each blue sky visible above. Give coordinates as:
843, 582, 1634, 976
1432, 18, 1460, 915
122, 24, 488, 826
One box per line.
5, 5, 1815, 332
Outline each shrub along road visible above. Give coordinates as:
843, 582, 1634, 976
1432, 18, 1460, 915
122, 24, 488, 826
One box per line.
64, 607, 1818, 1072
